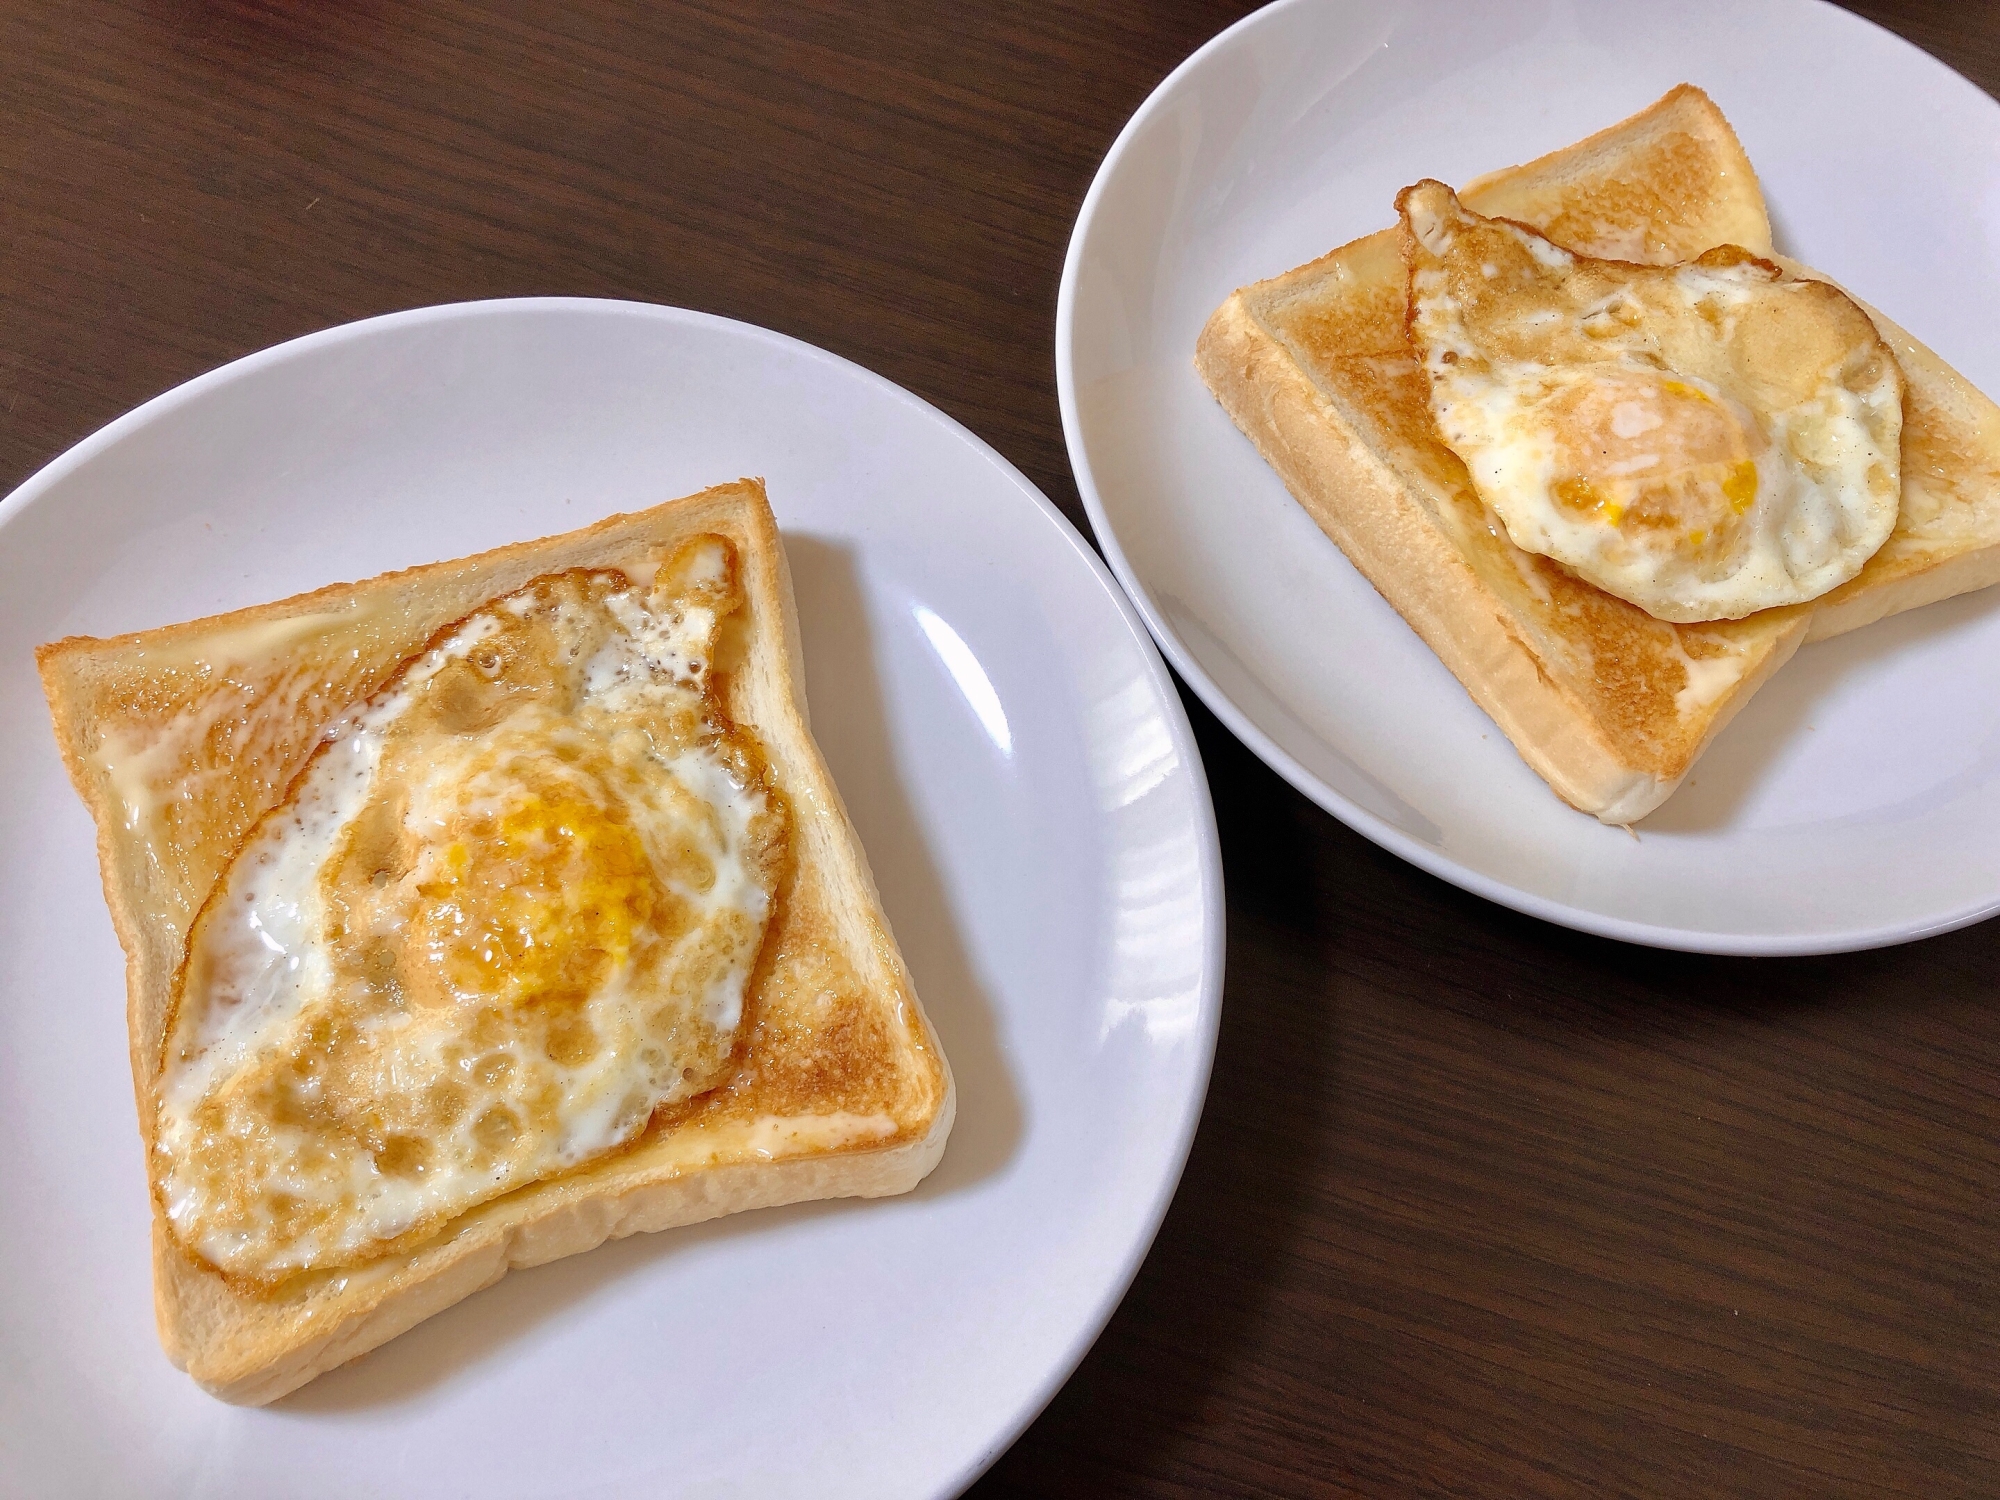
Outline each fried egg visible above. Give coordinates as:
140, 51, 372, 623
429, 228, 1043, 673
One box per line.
1399, 180, 1903, 622
154, 538, 789, 1280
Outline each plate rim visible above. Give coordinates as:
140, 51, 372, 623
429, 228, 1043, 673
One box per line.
1055, 0, 2000, 958
0, 295, 1228, 1498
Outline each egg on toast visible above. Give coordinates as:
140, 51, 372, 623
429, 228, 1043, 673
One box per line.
36, 478, 954, 1403
1196, 85, 2000, 823
1399, 181, 1903, 624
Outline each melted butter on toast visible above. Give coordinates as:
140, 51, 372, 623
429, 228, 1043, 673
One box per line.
92, 599, 400, 932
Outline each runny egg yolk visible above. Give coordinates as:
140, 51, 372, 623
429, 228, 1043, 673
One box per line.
415, 788, 671, 1015
1543, 373, 1762, 549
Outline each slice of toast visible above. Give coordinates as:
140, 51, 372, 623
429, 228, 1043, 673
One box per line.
1196, 85, 2000, 820
36, 478, 954, 1404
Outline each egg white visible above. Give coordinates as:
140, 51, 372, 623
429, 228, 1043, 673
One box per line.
1402, 181, 1903, 622
155, 559, 780, 1278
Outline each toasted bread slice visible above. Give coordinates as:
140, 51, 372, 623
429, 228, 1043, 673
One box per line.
36, 478, 953, 1404
1196, 85, 2000, 820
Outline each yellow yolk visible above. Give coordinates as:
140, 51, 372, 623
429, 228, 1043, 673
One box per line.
418, 790, 665, 1011
1542, 373, 1763, 551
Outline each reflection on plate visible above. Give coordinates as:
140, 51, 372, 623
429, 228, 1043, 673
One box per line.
1059, 0, 2000, 954
0, 299, 1221, 1498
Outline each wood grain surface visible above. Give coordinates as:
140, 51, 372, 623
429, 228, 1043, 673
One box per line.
5, 2, 1998, 1494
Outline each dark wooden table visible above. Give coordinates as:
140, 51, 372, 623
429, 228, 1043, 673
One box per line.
7, 2, 1998, 1493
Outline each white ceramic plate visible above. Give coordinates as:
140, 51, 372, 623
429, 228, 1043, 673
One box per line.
1059, 0, 2000, 955
0, 301, 1222, 1498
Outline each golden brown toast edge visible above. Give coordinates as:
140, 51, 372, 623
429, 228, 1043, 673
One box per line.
1460, 83, 1771, 262
1195, 86, 1806, 821
38, 479, 955, 1403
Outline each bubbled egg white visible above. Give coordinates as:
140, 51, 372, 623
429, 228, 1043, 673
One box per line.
154, 544, 786, 1280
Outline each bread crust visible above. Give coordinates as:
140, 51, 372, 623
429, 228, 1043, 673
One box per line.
37, 479, 954, 1403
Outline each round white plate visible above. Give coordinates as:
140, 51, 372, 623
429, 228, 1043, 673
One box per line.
1059, 0, 2000, 955
0, 300, 1222, 1498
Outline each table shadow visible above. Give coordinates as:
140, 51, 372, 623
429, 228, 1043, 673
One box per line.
285, 533, 1018, 1413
